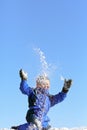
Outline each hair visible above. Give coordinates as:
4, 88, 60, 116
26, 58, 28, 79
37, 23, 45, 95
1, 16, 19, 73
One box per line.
36, 75, 49, 85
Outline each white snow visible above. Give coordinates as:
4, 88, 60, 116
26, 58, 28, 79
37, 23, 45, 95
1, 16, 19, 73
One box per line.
50, 127, 87, 130
0, 127, 87, 130
34, 47, 57, 76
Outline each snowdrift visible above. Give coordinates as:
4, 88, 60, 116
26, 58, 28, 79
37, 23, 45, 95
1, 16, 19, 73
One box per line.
0, 127, 87, 130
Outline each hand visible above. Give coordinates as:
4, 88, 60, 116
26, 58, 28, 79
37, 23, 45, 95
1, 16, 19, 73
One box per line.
62, 79, 72, 93
19, 69, 28, 80
64, 79, 72, 88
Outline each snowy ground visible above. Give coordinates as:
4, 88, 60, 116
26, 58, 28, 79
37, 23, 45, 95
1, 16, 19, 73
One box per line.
0, 127, 87, 130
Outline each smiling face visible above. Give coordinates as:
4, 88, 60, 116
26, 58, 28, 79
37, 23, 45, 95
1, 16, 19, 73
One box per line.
36, 75, 50, 89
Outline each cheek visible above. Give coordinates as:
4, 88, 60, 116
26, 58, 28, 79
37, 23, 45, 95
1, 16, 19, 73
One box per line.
46, 86, 50, 89
41, 85, 47, 89
40, 84, 45, 88
44, 85, 50, 89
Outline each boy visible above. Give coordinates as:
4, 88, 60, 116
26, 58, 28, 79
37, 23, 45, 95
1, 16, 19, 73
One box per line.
12, 69, 72, 130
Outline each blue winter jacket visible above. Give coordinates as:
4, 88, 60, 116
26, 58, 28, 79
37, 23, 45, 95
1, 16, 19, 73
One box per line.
18, 80, 67, 130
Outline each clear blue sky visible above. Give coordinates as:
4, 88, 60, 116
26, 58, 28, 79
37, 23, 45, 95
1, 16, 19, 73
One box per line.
0, 0, 87, 128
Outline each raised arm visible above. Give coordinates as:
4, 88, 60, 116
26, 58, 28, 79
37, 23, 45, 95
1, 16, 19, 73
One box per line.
49, 79, 72, 107
19, 69, 33, 96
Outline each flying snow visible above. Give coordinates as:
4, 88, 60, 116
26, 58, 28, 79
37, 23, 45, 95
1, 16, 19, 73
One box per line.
34, 47, 49, 76
34, 47, 57, 78
1, 127, 87, 130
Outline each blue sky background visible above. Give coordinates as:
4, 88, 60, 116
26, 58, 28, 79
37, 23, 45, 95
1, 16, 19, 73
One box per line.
0, 0, 87, 128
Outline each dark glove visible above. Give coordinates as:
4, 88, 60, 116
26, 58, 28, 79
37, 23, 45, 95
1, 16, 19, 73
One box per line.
19, 69, 28, 80
62, 79, 72, 93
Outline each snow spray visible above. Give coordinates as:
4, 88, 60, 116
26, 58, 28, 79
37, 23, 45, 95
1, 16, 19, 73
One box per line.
34, 47, 57, 79
34, 48, 49, 76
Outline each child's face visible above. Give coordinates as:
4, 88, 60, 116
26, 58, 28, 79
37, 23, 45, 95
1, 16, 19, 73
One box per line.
36, 79, 50, 89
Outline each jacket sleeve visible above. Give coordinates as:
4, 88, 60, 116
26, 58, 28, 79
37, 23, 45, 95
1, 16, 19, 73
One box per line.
49, 91, 67, 107
20, 80, 33, 96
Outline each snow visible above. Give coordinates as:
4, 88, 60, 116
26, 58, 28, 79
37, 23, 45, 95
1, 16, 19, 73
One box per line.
0, 127, 87, 130
50, 127, 87, 130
